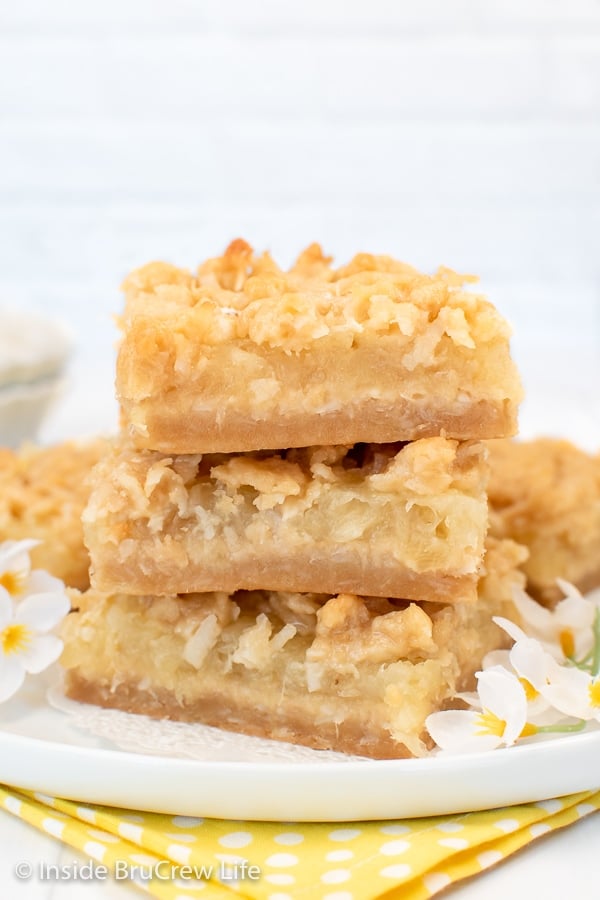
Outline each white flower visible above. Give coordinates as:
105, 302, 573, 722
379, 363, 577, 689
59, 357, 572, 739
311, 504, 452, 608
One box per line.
510, 582, 598, 661
426, 666, 530, 753
510, 637, 600, 722
0, 541, 71, 703
0, 539, 64, 599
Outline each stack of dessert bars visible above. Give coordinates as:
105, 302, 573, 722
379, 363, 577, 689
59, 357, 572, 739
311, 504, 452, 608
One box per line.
61, 240, 525, 759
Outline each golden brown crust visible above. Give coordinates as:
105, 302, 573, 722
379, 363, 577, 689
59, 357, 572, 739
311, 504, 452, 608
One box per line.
0, 438, 108, 589
84, 438, 489, 602
63, 673, 420, 759
61, 539, 526, 759
117, 241, 522, 452
488, 438, 600, 604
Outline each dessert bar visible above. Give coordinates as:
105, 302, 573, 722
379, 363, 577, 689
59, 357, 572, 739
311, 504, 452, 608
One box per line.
117, 241, 522, 453
488, 437, 600, 604
0, 439, 106, 589
85, 437, 489, 603
62, 539, 526, 759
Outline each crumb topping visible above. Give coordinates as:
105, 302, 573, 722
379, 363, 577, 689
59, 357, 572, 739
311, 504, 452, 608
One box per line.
120, 239, 511, 356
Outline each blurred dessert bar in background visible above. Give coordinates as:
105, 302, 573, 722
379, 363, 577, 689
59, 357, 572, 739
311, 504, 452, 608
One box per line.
488, 437, 600, 604
0, 439, 107, 590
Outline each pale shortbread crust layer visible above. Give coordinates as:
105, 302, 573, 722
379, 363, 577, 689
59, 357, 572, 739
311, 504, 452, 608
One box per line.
84, 438, 489, 602
61, 539, 526, 760
0, 438, 107, 589
488, 438, 600, 604
117, 241, 522, 453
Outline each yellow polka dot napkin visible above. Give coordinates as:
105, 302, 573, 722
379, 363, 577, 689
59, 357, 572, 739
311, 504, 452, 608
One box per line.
1, 785, 598, 899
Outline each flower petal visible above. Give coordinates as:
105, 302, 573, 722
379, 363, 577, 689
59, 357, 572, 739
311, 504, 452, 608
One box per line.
426, 709, 501, 753
0, 589, 14, 630
511, 587, 557, 635
24, 570, 67, 597
476, 666, 527, 745
0, 539, 39, 573
18, 634, 63, 674
481, 648, 512, 670
0, 654, 25, 702
492, 616, 528, 644
510, 639, 594, 720
17, 592, 71, 632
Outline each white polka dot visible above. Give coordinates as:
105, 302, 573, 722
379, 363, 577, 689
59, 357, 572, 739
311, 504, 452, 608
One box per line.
42, 818, 65, 839
129, 874, 151, 893
265, 853, 299, 867
34, 792, 55, 806
380, 863, 412, 879
165, 833, 197, 842
265, 874, 295, 885
4, 796, 21, 815
118, 822, 144, 843
535, 799, 562, 814
530, 823, 552, 837
171, 816, 204, 827
326, 850, 354, 862
423, 872, 452, 892
266, 894, 292, 900
218, 831, 253, 848
477, 850, 503, 869
436, 821, 464, 832
323, 893, 354, 900
328, 829, 361, 841
321, 869, 351, 884
130, 854, 156, 867
494, 818, 519, 833
576, 803, 596, 816
87, 829, 119, 843
167, 844, 192, 864
76, 806, 97, 823
380, 824, 410, 835
83, 842, 107, 861
274, 832, 304, 846
380, 839, 410, 856
438, 837, 469, 850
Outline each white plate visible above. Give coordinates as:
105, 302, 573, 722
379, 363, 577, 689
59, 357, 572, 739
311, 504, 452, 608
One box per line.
1, 671, 599, 822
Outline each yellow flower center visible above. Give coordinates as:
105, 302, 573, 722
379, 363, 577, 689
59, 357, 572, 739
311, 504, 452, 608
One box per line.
559, 629, 575, 658
519, 678, 539, 701
1, 623, 31, 656
474, 708, 506, 738
519, 722, 538, 738
0, 570, 25, 597
588, 680, 600, 708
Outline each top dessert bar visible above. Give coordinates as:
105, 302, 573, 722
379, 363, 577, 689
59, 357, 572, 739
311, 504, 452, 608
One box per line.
117, 240, 522, 453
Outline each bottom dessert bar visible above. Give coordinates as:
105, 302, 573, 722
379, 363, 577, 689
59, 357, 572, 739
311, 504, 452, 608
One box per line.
0, 438, 107, 590
61, 538, 526, 760
488, 437, 600, 605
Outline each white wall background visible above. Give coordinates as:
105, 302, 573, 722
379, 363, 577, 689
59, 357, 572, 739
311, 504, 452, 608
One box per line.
0, 0, 599, 446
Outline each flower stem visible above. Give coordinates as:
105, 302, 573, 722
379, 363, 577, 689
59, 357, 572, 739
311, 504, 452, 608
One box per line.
534, 720, 588, 735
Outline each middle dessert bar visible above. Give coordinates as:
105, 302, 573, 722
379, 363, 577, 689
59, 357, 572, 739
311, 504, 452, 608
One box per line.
85, 437, 489, 603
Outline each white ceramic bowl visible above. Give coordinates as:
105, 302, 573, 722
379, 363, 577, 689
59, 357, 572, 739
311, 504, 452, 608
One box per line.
0, 307, 71, 447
